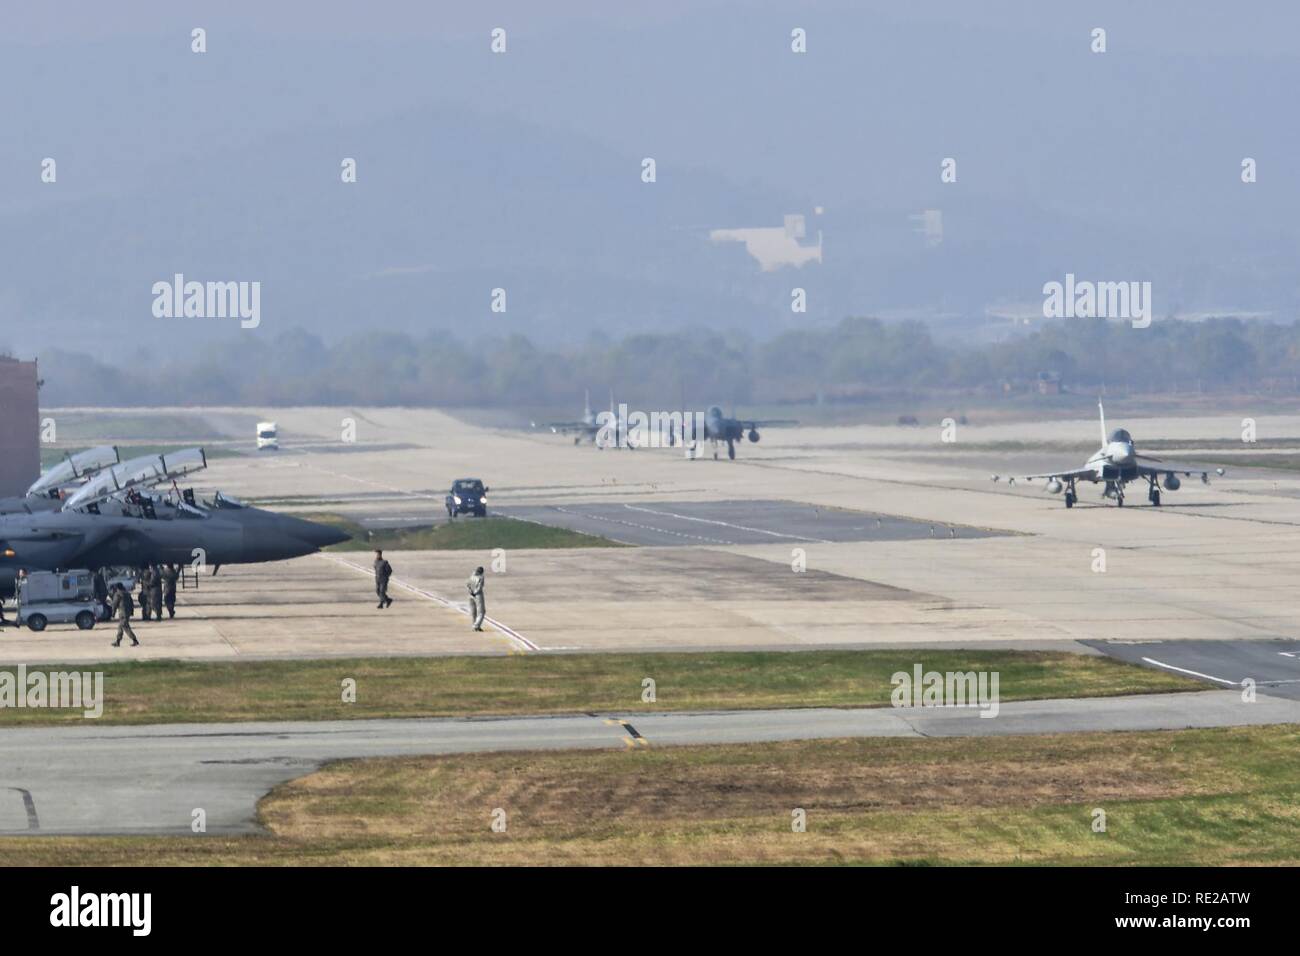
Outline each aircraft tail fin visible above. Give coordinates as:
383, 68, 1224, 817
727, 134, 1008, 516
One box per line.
1098, 400, 1107, 446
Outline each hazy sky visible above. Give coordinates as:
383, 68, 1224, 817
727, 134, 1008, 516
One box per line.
4, 1, 1300, 360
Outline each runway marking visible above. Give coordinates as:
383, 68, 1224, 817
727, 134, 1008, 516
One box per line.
604, 717, 649, 748
621, 503, 836, 545
318, 554, 539, 652
5, 787, 39, 831
548, 506, 733, 545
1140, 656, 1239, 686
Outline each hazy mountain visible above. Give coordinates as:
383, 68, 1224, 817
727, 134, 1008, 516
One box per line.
3, 0, 1299, 363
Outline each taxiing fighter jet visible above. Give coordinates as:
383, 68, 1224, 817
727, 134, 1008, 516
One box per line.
992, 403, 1225, 508
532, 389, 599, 445
682, 406, 799, 460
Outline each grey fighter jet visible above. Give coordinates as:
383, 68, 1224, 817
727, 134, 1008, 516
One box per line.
992, 402, 1226, 508
0, 449, 349, 599
682, 406, 799, 460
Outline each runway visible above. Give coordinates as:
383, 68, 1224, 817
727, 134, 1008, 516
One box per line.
1088, 639, 1300, 700
3, 689, 1299, 835
494, 499, 1008, 546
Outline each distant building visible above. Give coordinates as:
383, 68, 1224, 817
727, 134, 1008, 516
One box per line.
709, 210, 824, 271
1037, 370, 1062, 395
0, 357, 40, 496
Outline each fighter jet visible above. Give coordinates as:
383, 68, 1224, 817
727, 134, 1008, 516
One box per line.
532, 389, 599, 445
533, 389, 641, 449
681, 406, 799, 460
0, 445, 121, 515
992, 402, 1225, 508
0, 450, 349, 598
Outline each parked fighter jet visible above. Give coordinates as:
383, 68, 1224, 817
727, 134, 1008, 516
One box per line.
0, 449, 349, 598
0, 445, 120, 515
991, 403, 1225, 508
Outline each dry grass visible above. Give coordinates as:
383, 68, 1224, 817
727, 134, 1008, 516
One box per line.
3, 725, 1298, 866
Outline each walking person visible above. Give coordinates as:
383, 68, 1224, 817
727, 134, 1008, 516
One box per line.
110, 584, 140, 647
466, 566, 486, 631
373, 550, 393, 609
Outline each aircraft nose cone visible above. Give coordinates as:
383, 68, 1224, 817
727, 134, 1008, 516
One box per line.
238, 514, 350, 561
285, 516, 351, 549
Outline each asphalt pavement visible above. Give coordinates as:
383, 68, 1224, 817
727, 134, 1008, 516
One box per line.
3, 689, 1298, 835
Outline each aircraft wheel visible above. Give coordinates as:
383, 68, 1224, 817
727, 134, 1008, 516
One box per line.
1064, 492, 1075, 509
1151, 489, 1161, 507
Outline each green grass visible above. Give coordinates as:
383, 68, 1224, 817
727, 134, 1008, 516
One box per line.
2, 724, 1296, 865
0, 650, 1201, 727
299, 513, 626, 551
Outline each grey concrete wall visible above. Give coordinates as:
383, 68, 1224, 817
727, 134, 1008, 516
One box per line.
0, 358, 40, 496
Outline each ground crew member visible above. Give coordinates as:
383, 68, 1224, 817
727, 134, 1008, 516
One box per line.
110, 584, 140, 648
93, 569, 110, 620
467, 566, 486, 631
374, 550, 393, 609
148, 564, 163, 622
160, 564, 179, 619
137, 566, 153, 622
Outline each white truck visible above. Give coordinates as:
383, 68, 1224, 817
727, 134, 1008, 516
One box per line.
14, 570, 109, 632
256, 421, 279, 451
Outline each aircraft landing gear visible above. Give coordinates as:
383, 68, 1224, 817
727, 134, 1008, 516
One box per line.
1146, 475, 1161, 506
1064, 491, 1075, 508
726, 439, 736, 460
1116, 486, 1125, 507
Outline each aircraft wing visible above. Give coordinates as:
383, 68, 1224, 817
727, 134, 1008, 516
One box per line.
532, 420, 594, 434
1134, 461, 1226, 481
741, 419, 799, 428
992, 468, 1097, 484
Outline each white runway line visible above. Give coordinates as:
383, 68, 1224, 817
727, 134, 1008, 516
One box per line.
1141, 656, 1239, 686
621, 503, 835, 544
550, 505, 732, 545
318, 554, 539, 652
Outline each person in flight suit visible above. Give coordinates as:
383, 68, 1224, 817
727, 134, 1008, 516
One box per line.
467, 566, 486, 631
160, 564, 179, 619
374, 550, 393, 609
136, 566, 153, 622
92, 569, 111, 621
110, 584, 140, 647
148, 564, 164, 622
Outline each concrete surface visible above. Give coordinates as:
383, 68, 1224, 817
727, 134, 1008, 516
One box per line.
4, 689, 1296, 835
5, 404, 1300, 661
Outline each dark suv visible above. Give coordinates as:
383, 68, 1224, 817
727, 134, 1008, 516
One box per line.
446, 478, 489, 518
